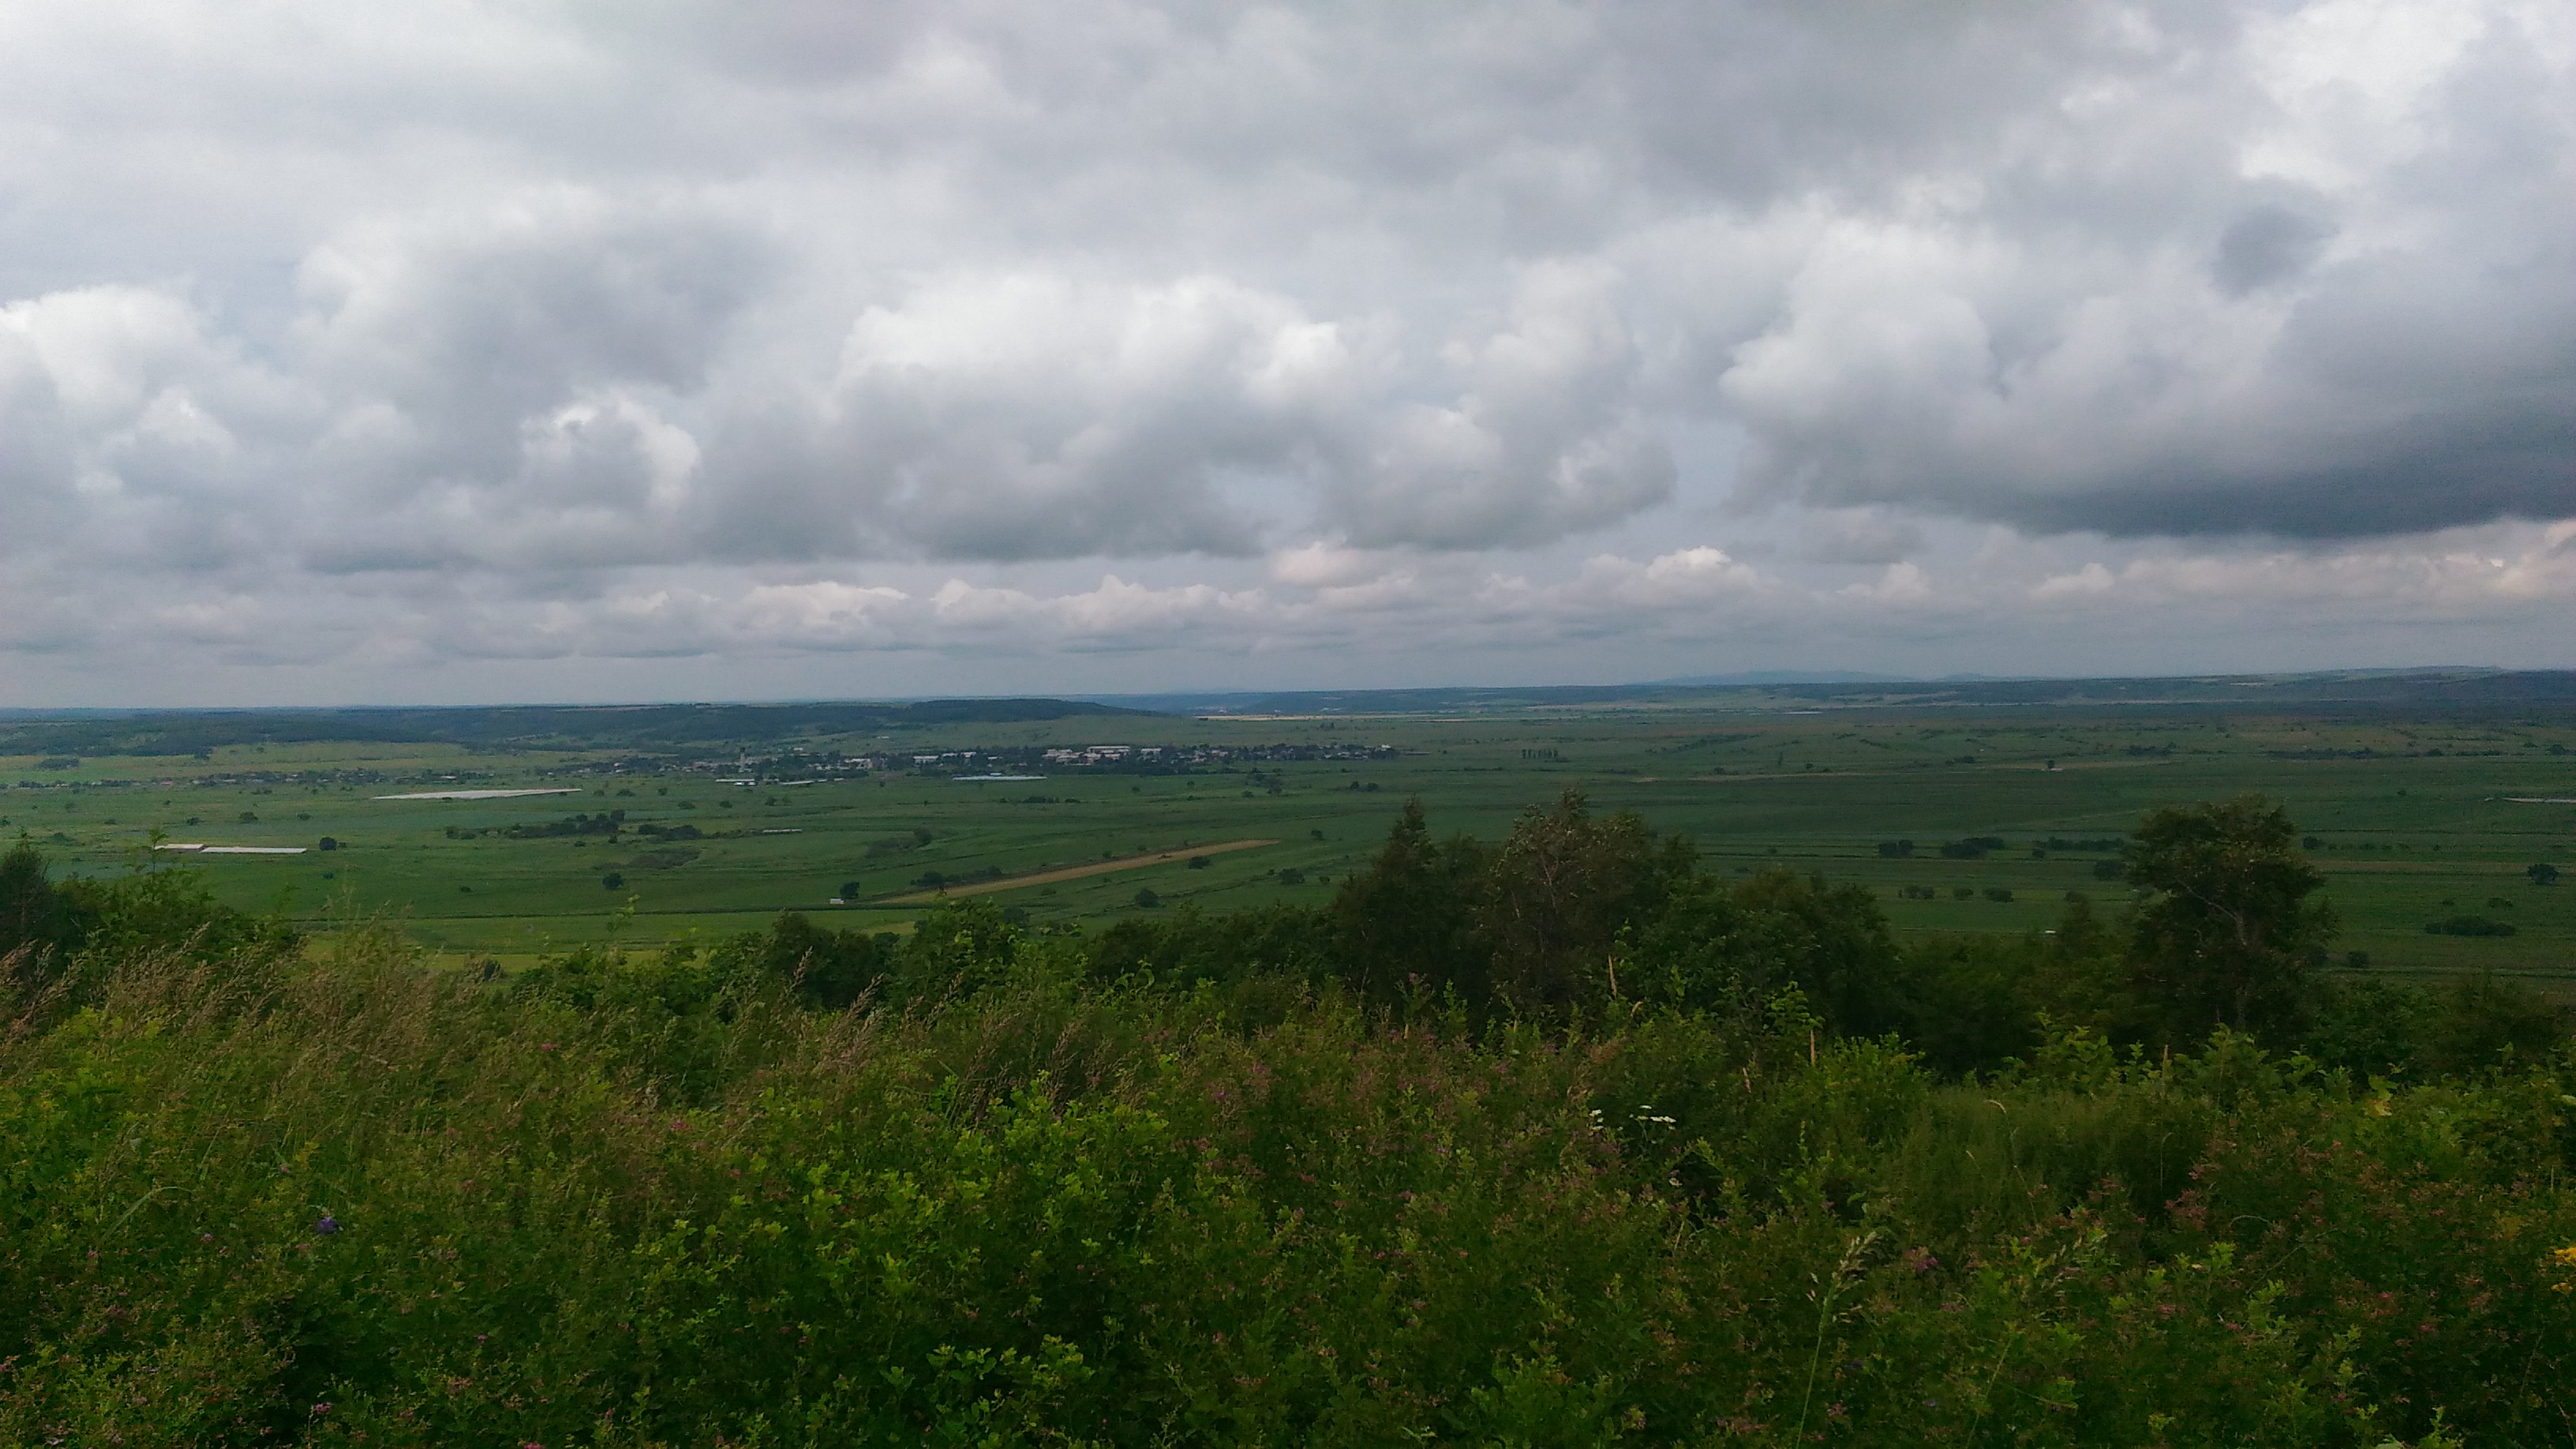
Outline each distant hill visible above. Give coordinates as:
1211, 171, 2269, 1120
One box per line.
1093, 668, 2576, 718
0, 698, 1148, 757
7, 669, 2570, 755
1650, 669, 1909, 687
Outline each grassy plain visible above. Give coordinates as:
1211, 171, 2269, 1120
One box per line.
6, 702, 2572, 990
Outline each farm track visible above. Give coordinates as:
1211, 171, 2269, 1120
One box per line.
886, 838, 1279, 904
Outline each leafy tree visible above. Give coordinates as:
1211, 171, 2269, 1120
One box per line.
0, 843, 87, 972
2421, 970, 2568, 1073
1477, 789, 1690, 1010
894, 898, 1031, 1004
39, 856, 286, 973
2299, 975, 2433, 1079
720, 912, 899, 1010
1328, 799, 1490, 1007
2530, 862, 2560, 886
2124, 795, 2333, 1045
1627, 867, 1903, 1033
1086, 903, 1333, 991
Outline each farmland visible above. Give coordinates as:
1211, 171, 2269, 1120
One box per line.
6, 676, 2572, 992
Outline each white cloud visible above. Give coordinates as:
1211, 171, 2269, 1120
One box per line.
0, 0, 2570, 698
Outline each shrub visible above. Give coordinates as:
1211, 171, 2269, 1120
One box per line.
2125, 794, 2331, 1046
2425, 915, 2516, 937
2, 938, 2568, 1447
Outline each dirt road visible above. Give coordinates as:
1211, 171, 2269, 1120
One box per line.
887, 838, 1279, 904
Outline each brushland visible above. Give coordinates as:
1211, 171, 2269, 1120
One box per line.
1, 788, 2572, 1447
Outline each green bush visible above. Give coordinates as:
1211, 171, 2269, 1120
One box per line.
2, 935, 2567, 1447
2, 802, 2570, 1446
2425, 915, 2516, 938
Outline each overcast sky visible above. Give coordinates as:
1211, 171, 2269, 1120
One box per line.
2, 0, 2572, 705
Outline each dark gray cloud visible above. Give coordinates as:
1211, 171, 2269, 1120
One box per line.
2212, 205, 2336, 294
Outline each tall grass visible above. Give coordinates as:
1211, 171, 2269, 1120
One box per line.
2, 930, 2570, 1446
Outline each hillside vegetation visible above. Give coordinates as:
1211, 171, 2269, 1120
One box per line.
2, 793, 2570, 1447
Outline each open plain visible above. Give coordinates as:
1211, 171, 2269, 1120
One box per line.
6, 676, 2570, 994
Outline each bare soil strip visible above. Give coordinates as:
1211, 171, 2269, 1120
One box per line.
887, 838, 1279, 904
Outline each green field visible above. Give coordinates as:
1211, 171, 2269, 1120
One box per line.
9, 692, 2572, 988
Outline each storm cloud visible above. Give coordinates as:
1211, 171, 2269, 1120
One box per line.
0, 0, 2571, 699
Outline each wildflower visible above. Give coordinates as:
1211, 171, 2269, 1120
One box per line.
316, 1215, 340, 1235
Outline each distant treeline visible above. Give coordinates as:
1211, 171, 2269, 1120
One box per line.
665, 791, 2559, 1080
0, 697, 1147, 758
1127, 666, 2576, 718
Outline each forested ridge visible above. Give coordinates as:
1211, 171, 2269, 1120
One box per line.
2, 792, 2570, 1446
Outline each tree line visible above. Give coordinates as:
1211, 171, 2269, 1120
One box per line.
599, 790, 2557, 1081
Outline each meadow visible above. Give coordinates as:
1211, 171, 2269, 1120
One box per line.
5, 693, 2571, 993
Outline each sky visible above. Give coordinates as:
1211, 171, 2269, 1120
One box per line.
2, 0, 2572, 706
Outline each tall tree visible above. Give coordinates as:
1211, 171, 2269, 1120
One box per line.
1478, 789, 1689, 1011
2125, 794, 2333, 1044
0, 844, 86, 979
1329, 799, 1489, 1007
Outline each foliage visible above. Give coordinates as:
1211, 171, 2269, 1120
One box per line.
1, 841, 88, 965
1325, 797, 1489, 1008
2125, 795, 2335, 1046
2426, 915, 2518, 938
2, 929, 2570, 1446
4, 844, 290, 999
1, 799, 2570, 1446
1477, 789, 1693, 1010
710, 911, 901, 1010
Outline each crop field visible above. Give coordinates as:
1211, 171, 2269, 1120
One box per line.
6, 692, 2573, 990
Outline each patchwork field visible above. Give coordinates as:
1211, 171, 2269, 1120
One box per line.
6, 687, 2572, 990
